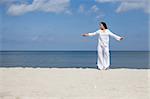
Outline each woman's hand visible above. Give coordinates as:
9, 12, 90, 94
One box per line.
119, 37, 124, 41
81, 33, 89, 37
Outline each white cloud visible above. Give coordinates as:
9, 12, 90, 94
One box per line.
96, 13, 105, 19
96, 0, 120, 3
77, 4, 104, 19
65, 10, 72, 15
96, 0, 150, 14
0, 0, 25, 5
90, 5, 104, 19
78, 4, 84, 13
96, 0, 141, 3
91, 5, 99, 13
78, 4, 100, 14
116, 0, 150, 13
6, 0, 70, 16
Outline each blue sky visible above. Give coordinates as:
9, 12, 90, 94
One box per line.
0, 0, 149, 51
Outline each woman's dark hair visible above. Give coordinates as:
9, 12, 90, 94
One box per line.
100, 22, 108, 29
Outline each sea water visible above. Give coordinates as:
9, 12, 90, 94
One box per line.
0, 51, 149, 69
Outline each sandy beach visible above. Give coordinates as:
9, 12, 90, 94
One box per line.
0, 68, 149, 99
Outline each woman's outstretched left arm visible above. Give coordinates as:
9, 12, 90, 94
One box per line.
108, 30, 124, 41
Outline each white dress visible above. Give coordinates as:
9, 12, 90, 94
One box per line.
88, 29, 122, 70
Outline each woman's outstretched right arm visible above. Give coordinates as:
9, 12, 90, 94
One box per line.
81, 30, 99, 37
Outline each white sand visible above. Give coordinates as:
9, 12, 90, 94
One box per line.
0, 68, 149, 99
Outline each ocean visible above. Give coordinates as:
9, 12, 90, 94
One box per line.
0, 51, 149, 69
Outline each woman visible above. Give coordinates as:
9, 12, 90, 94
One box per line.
82, 22, 124, 70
